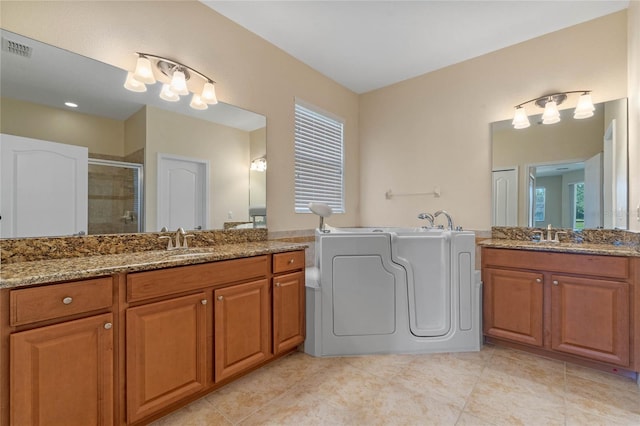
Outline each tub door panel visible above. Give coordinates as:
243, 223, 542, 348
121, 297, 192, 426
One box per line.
395, 235, 451, 337
332, 255, 396, 336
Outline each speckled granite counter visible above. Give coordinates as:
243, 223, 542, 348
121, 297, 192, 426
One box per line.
479, 238, 640, 257
0, 241, 308, 289
482, 226, 640, 257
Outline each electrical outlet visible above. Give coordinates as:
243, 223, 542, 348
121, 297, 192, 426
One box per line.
228, 211, 233, 219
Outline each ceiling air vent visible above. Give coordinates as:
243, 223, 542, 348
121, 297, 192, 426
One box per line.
2, 37, 32, 58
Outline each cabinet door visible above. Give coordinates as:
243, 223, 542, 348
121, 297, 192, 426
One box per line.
551, 274, 629, 366
273, 271, 305, 354
10, 313, 113, 426
214, 279, 270, 381
483, 268, 544, 346
126, 293, 208, 423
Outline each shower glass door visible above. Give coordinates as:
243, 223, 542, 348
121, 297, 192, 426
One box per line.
88, 159, 143, 234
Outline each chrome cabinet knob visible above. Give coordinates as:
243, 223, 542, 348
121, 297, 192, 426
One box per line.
535, 278, 542, 283
217, 295, 224, 301
288, 258, 295, 264
201, 299, 208, 305
62, 297, 73, 305
553, 280, 559, 286
104, 323, 112, 330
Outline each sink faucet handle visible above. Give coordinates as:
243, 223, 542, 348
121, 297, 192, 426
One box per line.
182, 234, 195, 248
531, 230, 544, 242
553, 231, 568, 242
158, 235, 174, 250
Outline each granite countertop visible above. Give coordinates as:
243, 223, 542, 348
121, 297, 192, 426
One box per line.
480, 238, 640, 257
0, 241, 309, 289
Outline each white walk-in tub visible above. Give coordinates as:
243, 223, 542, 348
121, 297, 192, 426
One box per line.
304, 227, 482, 356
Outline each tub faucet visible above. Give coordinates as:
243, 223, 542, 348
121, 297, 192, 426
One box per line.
434, 210, 454, 230
417, 212, 435, 227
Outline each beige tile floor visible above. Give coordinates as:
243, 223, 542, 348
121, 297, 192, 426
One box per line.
152, 345, 640, 426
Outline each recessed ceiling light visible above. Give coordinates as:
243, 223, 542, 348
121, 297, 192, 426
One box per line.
64, 102, 78, 108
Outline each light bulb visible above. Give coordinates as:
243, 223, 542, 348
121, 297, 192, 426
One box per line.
159, 84, 179, 102
124, 72, 147, 93
512, 106, 530, 129
189, 93, 208, 110
542, 100, 560, 124
132, 55, 156, 84
574, 92, 595, 119
201, 81, 218, 104
170, 70, 189, 96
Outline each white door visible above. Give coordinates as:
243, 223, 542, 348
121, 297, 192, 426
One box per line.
0, 134, 88, 238
492, 168, 518, 226
584, 153, 603, 229
157, 154, 208, 232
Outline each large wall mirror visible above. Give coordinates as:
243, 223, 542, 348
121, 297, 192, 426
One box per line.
0, 29, 266, 238
492, 97, 628, 230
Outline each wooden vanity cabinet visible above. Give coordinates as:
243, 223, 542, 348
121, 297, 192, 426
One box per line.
272, 251, 306, 355
2, 277, 115, 426
125, 292, 208, 424
214, 279, 271, 381
482, 247, 636, 371
483, 268, 544, 347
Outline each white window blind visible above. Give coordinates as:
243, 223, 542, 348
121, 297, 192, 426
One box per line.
294, 102, 344, 213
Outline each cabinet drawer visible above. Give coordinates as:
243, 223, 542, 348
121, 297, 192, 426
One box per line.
127, 255, 269, 302
10, 277, 113, 326
482, 248, 629, 280
273, 251, 305, 274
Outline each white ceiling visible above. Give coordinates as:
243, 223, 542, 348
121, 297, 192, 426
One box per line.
203, 0, 629, 94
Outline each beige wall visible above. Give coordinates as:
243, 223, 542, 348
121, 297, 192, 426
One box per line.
628, 1, 640, 231
359, 11, 627, 231
1, 97, 125, 156
0, 1, 360, 232
145, 106, 251, 231
1, 3, 634, 233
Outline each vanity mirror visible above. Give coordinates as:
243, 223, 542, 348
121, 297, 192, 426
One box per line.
0, 29, 266, 238
492, 97, 628, 230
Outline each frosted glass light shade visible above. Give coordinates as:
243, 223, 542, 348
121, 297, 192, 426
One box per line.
250, 157, 267, 172
133, 56, 156, 84
189, 93, 208, 110
170, 70, 189, 96
512, 107, 530, 129
159, 84, 180, 102
542, 101, 560, 124
201, 82, 218, 104
124, 72, 147, 92
574, 93, 595, 119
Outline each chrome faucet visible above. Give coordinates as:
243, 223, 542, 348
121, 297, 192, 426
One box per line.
158, 227, 194, 250
434, 210, 454, 230
417, 212, 435, 227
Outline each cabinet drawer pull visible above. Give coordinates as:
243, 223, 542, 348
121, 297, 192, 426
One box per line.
217, 296, 224, 301
62, 297, 73, 305
201, 299, 208, 305
104, 322, 112, 330
535, 278, 542, 283
275, 282, 281, 287
553, 280, 559, 286
288, 258, 295, 264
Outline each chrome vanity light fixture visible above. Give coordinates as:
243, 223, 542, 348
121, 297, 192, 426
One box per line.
124, 53, 218, 109
511, 91, 595, 129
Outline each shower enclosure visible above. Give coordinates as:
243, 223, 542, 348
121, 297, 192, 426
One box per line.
88, 159, 143, 234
